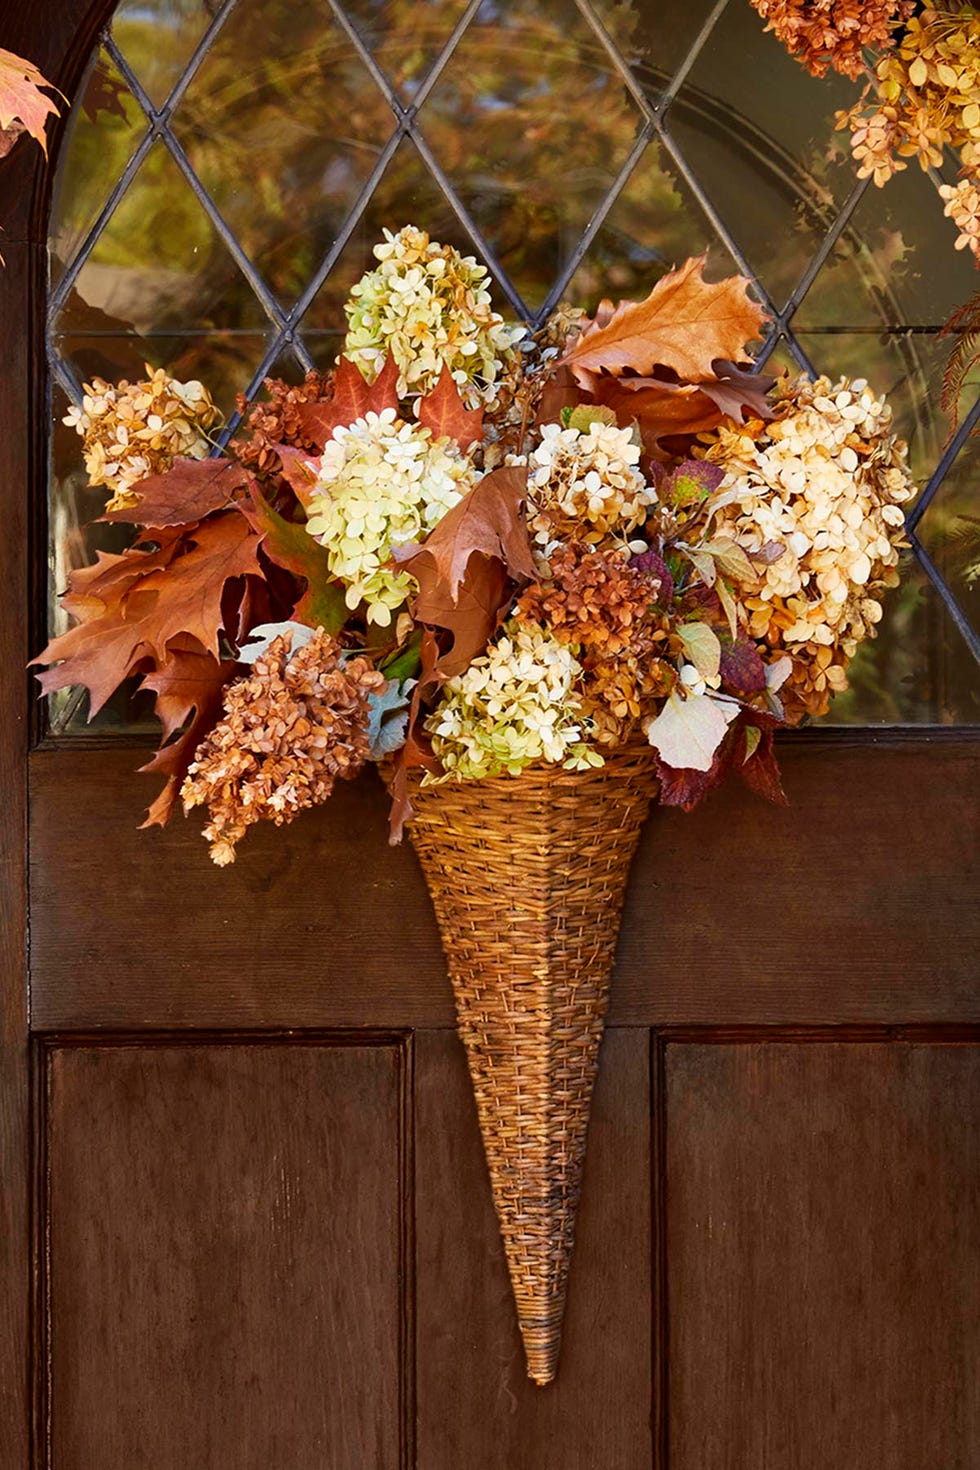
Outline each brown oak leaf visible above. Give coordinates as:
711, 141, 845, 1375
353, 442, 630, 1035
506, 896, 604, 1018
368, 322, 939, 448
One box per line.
296, 353, 400, 449
393, 465, 535, 597
408, 552, 508, 679
33, 515, 262, 714
102, 458, 251, 528
592, 376, 724, 450
137, 635, 237, 828
416, 363, 484, 449
561, 256, 767, 387
700, 360, 775, 423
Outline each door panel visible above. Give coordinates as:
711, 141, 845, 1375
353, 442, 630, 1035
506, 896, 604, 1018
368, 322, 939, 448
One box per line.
667, 1042, 980, 1469
413, 1029, 653, 1469
42, 1039, 408, 1469
29, 737, 980, 1030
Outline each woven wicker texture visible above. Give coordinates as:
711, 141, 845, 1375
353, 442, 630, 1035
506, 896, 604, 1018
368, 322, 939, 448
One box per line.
404, 744, 658, 1384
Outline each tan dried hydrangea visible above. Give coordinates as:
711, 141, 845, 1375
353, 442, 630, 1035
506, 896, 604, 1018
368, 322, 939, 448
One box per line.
703, 374, 916, 719
343, 225, 523, 405
232, 369, 334, 477
514, 543, 673, 743
425, 621, 603, 782
527, 419, 655, 549
835, 6, 980, 260
181, 630, 384, 866
749, 0, 913, 79
939, 177, 980, 258
64, 365, 221, 512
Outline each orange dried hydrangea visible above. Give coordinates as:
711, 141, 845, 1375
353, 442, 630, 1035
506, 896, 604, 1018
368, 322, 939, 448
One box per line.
181, 629, 384, 865
232, 369, 334, 477
514, 544, 674, 742
749, 0, 913, 79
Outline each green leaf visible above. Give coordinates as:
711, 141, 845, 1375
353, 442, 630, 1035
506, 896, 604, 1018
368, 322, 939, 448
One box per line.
743, 725, 762, 763
677, 621, 721, 679
380, 629, 424, 683
566, 404, 618, 433
243, 489, 347, 633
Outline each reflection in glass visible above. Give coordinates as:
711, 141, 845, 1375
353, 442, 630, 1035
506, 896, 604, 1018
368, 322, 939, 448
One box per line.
173, 0, 395, 308
113, 0, 214, 109
342, 0, 472, 97
918, 433, 980, 642
666, 0, 858, 311
420, 0, 646, 309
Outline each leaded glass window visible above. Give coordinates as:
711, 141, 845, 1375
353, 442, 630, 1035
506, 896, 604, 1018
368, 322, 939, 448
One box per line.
47, 0, 980, 730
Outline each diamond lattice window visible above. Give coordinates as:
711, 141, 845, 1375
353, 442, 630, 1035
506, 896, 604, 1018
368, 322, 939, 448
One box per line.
47, 0, 980, 730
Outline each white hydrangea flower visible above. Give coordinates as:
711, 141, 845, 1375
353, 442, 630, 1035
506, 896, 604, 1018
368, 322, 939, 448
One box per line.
528, 420, 655, 547
343, 225, 524, 406
305, 408, 476, 626
705, 374, 915, 662
425, 621, 604, 782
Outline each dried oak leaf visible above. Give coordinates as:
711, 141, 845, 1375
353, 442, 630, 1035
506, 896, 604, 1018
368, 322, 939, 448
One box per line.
700, 360, 775, 423
386, 628, 444, 845
33, 514, 262, 711
592, 376, 723, 450
102, 458, 251, 528
297, 353, 400, 450
0, 47, 60, 158
408, 552, 509, 679
241, 487, 347, 632
416, 363, 484, 450
137, 635, 237, 828
394, 464, 535, 598
561, 256, 767, 388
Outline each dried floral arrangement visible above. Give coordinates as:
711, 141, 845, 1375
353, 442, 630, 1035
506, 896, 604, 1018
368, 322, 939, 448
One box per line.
36, 226, 916, 863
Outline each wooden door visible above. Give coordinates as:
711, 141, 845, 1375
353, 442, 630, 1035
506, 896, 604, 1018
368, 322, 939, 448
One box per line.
2, 2, 978, 1466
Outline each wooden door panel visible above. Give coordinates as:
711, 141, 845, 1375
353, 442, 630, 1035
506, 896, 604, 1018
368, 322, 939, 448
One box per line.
666, 1041, 980, 1469
41, 1039, 409, 1469
413, 1029, 653, 1468
29, 737, 980, 1030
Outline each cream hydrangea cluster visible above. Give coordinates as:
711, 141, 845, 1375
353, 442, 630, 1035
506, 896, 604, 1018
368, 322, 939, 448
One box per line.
527, 420, 655, 549
343, 225, 522, 405
305, 407, 476, 626
425, 622, 605, 782
64, 366, 220, 513
704, 374, 916, 716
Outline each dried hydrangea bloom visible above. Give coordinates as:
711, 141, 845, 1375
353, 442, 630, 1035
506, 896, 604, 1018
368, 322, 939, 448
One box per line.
343, 225, 523, 406
63, 365, 220, 512
232, 369, 334, 477
835, 6, 980, 259
749, 0, 913, 79
527, 420, 655, 549
426, 621, 604, 782
305, 407, 477, 626
939, 178, 980, 258
703, 374, 916, 719
514, 543, 673, 742
181, 630, 384, 866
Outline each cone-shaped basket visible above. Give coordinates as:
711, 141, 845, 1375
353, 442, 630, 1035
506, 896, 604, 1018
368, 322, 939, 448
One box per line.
403, 745, 657, 1384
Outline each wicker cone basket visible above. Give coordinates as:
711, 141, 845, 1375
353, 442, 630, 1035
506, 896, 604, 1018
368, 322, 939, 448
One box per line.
401, 744, 658, 1385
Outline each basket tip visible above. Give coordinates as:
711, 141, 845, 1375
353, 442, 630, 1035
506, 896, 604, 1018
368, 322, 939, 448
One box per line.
521, 1329, 562, 1386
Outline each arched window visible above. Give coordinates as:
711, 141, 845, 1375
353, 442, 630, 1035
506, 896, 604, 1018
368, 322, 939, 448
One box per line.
46, 0, 979, 728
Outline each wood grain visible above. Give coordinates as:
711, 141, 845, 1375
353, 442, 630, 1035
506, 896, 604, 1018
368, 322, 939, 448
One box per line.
0, 242, 32, 1470
666, 1042, 980, 1469
43, 1039, 407, 1469
413, 1028, 652, 1468
28, 736, 980, 1029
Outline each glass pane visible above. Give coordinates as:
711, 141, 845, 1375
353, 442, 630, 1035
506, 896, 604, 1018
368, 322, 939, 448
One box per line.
917, 430, 980, 642
113, 0, 215, 108
55, 332, 273, 417
48, 48, 146, 287
419, 0, 646, 310
341, 0, 472, 98
588, 0, 723, 106
171, 0, 396, 308
665, 0, 858, 310
56, 140, 268, 335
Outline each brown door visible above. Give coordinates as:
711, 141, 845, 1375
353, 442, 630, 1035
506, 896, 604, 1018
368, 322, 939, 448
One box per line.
2, 1, 978, 1466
